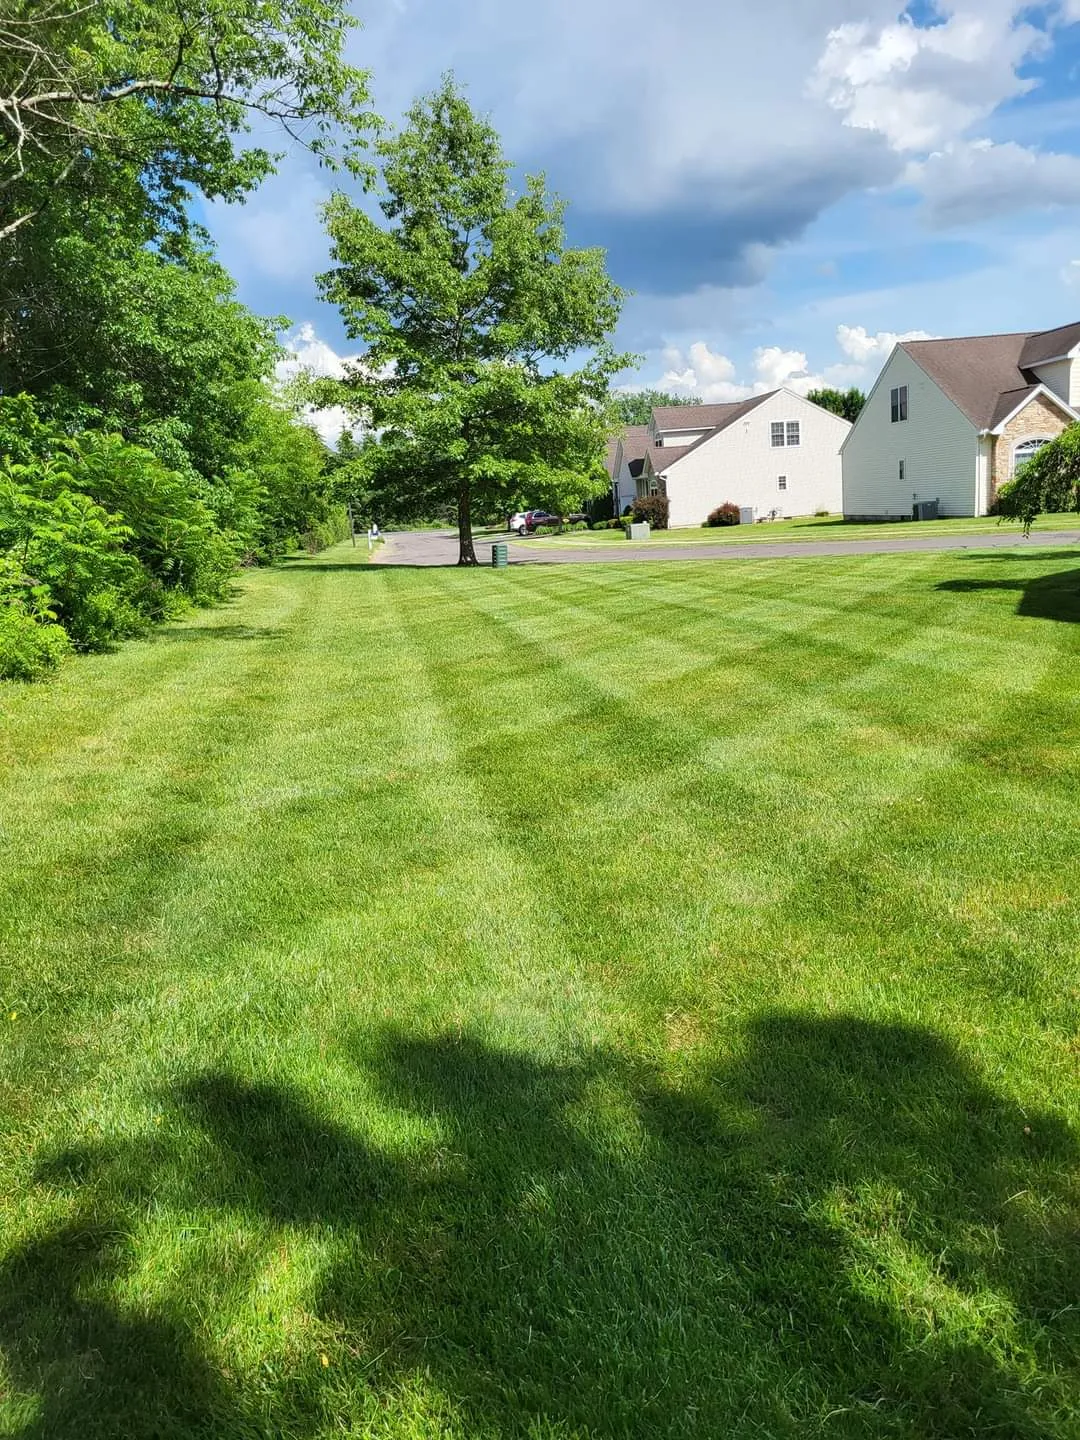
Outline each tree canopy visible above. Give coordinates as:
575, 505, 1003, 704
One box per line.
317, 78, 629, 564
0, 0, 372, 244
611, 389, 701, 427
806, 387, 866, 424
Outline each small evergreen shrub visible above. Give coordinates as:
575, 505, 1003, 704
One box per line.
706, 503, 740, 527
631, 495, 669, 529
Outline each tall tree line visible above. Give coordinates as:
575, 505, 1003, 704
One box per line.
0, 0, 371, 677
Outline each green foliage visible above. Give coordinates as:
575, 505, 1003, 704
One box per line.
318, 78, 632, 564
0, 553, 71, 679
806, 387, 866, 424
632, 494, 669, 529
611, 389, 701, 426
707, 503, 741, 527
997, 426, 1080, 533
1, 0, 373, 246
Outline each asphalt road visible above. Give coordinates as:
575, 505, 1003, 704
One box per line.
377, 527, 1080, 568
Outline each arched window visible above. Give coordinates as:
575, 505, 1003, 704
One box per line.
1012, 436, 1053, 476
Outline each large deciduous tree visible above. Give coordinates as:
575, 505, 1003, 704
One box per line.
0, 0, 372, 244
317, 79, 630, 565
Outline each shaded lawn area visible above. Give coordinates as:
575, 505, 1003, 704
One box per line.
515, 511, 1080, 549
1, 543, 1078, 1438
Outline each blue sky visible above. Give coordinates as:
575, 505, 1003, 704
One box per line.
207, 1, 1080, 420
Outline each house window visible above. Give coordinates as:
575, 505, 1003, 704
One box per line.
786, 421, 801, 447
898, 459, 906, 481
1012, 437, 1051, 476
890, 385, 908, 423
771, 422, 785, 447
777, 475, 787, 491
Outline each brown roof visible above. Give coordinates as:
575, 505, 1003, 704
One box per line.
901, 325, 1080, 430
651, 395, 773, 432
605, 425, 650, 478
902, 334, 1034, 430
646, 444, 694, 474
1019, 321, 1080, 368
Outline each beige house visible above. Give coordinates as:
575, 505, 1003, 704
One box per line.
842, 321, 1080, 519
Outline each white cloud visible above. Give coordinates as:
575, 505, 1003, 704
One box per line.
836, 323, 935, 365
907, 138, 1080, 226
658, 341, 826, 401
1063, 258, 1080, 288
275, 324, 364, 446
813, 6, 1046, 154
653, 322, 942, 404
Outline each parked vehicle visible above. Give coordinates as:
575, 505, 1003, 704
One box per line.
524, 510, 563, 532
509, 512, 528, 535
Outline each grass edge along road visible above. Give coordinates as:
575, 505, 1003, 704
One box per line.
1, 542, 1079, 1438
509, 511, 1080, 549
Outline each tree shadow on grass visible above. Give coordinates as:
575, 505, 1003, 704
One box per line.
938, 563, 1080, 622
7, 1017, 1079, 1437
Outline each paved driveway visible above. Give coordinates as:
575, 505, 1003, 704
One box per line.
378, 527, 1080, 568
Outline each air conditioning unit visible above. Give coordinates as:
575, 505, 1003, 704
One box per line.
912, 499, 940, 521
739, 506, 756, 525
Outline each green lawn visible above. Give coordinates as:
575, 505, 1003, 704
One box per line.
2, 542, 1079, 1438
514, 511, 1080, 549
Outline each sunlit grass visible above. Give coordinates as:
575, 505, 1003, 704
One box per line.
513, 511, 1080, 548
1, 542, 1078, 1437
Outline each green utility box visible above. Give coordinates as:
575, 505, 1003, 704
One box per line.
491, 543, 509, 568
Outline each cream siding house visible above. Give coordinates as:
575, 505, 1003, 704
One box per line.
639, 389, 849, 527
842, 321, 1080, 519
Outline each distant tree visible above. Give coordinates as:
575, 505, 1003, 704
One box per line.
611, 389, 702, 427
806, 387, 866, 424
318, 79, 629, 564
997, 425, 1080, 532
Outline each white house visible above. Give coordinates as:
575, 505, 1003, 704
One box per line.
605, 425, 651, 516
842, 321, 1080, 520
636, 389, 849, 528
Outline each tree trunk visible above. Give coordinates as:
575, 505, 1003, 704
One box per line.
457, 479, 478, 565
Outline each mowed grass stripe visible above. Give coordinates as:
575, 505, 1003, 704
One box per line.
1, 542, 1078, 1438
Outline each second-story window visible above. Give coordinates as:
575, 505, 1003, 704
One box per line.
891, 385, 908, 423
786, 421, 801, 447
771, 422, 785, 447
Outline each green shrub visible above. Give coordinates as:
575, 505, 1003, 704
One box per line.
535, 524, 562, 536
632, 494, 669, 529
0, 607, 71, 680
568, 520, 588, 531
814, 508, 831, 517
706, 503, 740, 527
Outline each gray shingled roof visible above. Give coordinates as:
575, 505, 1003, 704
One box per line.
646, 444, 694, 474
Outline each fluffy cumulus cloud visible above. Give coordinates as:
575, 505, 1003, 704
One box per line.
659, 341, 827, 402
275, 324, 362, 445
812, 3, 1080, 225
907, 139, 1080, 226
653, 322, 940, 403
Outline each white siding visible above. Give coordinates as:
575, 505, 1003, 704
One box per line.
662, 390, 848, 529
976, 435, 993, 517
1031, 357, 1080, 409
658, 429, 711, 447
842, 347, 978, 518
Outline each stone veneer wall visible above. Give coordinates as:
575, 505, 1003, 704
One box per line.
991, 393, 1072, 498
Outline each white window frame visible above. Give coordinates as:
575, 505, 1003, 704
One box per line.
770, 421, 785, 448
1011, 436, 1053, 477
777, 475, 787, 491
785, 420, 801, 447
890, 385, 908, 423
898, 459, 906, 481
